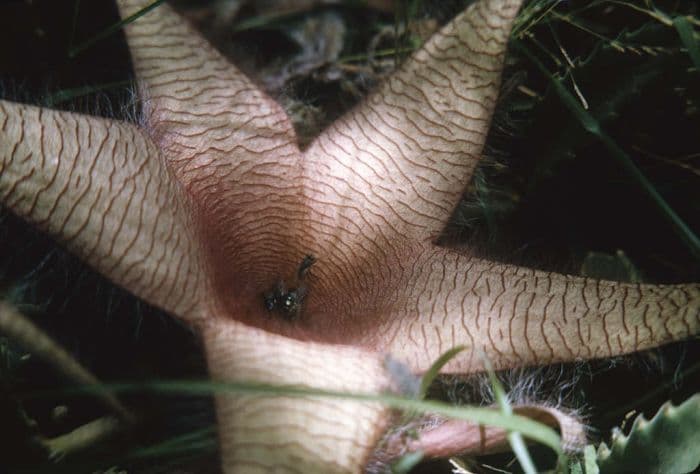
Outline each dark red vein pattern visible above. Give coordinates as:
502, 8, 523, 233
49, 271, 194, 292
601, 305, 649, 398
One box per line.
305, 0, 520, 242
368, 250, 700, 373
0, 101, 207, 320
203, 323, 391, 474
2, 0, 698, 472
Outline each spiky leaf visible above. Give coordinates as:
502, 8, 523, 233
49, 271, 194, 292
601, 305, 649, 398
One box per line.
597, 394, 700, 474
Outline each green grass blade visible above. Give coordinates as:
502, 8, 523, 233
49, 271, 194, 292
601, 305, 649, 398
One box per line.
43, 379, 563, 455
418, 345, 466, 399
126, 427, 217, 460
516, 41, 700, 260
44, 80, 131, 107
584, 444, 600, 474
231, 12, 291, 33
391, 451, 424, 473
673, 16, 700, 70
482, 354, 538, 474
509, 433, 538, 474
69, 0, 166, 58
69, 0, 82, 53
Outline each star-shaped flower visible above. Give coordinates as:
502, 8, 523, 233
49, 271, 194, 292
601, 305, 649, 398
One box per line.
1, 0, 698, 472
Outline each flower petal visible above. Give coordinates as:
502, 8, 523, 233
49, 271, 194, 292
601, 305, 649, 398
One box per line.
0, 100, 208, 319
364, 247, 700, 373
117, 0, 311, 298
305, 0, 522, 243
202, 318, 395, 473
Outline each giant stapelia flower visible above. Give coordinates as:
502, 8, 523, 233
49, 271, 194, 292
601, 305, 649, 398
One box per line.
1, 0, 698, 472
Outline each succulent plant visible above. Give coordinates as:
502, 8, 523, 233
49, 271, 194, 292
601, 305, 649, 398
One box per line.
1, 0, 698, 472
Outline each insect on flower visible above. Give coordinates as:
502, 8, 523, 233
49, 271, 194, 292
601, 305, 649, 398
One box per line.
263, 254, 316, 319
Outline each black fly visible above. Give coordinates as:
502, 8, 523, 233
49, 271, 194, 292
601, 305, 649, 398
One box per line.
264, 254, 316, 319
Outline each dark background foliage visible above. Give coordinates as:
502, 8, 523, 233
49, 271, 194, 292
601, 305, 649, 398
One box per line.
0, 0, 698, 472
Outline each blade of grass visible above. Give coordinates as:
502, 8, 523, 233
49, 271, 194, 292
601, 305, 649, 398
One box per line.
418, 345, 466, 400
516, 41, 700, 261
45, 80, 131, 107
126, 427, 217, 460
339, 46, 416, 63
391, 451, 424, 474
673, 16, 700, 70
69, 0, 82, 54
584, 444, 600, 474
481, 353, 538, 474
0, 301, 134, 423
231, 12, 294, 33
42, 378, 564, 455
69, 0, 166, 58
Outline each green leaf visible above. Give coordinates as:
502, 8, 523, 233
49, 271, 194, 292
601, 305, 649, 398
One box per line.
598, 394, 700, 474
418, 345, 466, 399
567, 444, 600, 474
391, 450, 424, 474
673, 16, 700, 70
